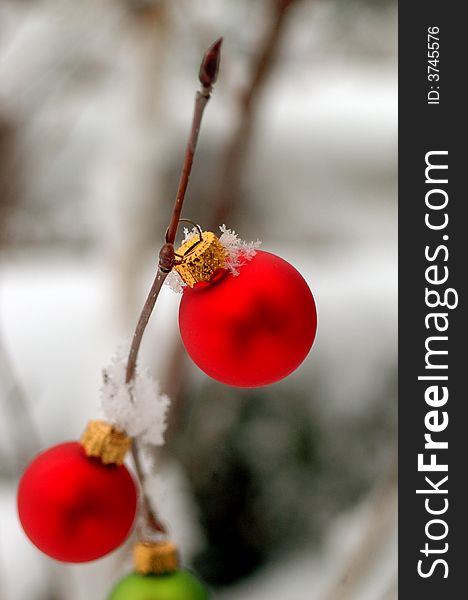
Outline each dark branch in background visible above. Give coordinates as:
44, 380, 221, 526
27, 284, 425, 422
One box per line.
164, 0, 300, 439
210, 0, 298, 227
123, 38, 222, 535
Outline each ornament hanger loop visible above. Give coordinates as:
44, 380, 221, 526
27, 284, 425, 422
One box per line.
169, 218, 205, 262
178, 218, 203, 241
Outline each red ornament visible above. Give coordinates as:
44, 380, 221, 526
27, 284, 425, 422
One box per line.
17, 441, 137, 563
179, 250, 317, 387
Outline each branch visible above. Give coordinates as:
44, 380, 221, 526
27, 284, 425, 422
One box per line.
125, 36, 222, 385
123, 38, 222, 534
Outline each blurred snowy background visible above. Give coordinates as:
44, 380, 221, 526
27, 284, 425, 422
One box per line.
0, 1, 396, 599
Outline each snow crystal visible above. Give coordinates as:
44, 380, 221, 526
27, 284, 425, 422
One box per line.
165, 224, 261, 293
218, 224, 262, 275
100, 345, 170, 446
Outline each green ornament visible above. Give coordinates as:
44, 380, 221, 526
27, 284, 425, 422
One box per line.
107, 571, 210, 600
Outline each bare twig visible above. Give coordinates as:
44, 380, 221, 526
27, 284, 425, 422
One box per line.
130, 442, 167, 534
125, 270, 169, 386
123, 38, 222, 534
166, 36, 222, 244
125, 36, 222, 386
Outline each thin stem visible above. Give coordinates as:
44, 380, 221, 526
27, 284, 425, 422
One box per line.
123, 37, 222, 535
125, 270, 167, 384
131, 441, 167, 534
165, 91, 209, 244
166, 36, 222, 244
125, 37, 222, 385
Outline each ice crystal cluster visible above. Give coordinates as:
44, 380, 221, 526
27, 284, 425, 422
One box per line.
100, 345, 170, 446
165, 224, 261, 293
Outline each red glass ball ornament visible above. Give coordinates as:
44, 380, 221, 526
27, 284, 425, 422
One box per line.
17, 442, 138, 563
179, 250, 317, 387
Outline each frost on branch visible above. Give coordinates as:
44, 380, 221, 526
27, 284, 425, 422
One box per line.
100, 345, 170, 446
165, 224, 261, 293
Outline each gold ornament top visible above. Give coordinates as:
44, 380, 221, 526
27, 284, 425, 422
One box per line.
174, 231, 226, 287
80, 420, 131, 466
133, 541, 180, 575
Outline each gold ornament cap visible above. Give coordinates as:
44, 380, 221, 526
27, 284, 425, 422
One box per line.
133, 541, 180, 575
174, 231, 226, 287
80, 420, 131, 466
